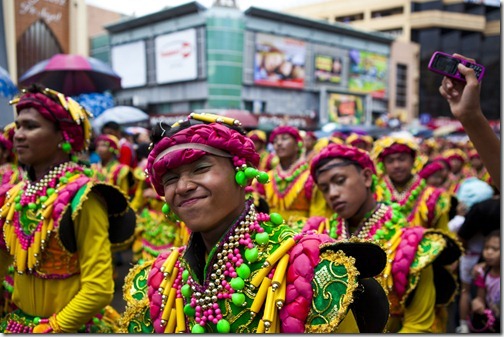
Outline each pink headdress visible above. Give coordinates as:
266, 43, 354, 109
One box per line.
11, 88, 92, 153
305, 131, 317, 141
418, 161, 445, 179
269, 125, 303, 144
147, 114, 260, 195
310, 143, 377, 182
96, 134, 120, 153
442, 148, 467, 163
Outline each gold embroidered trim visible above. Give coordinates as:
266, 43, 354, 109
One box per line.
123, 259, 154, 305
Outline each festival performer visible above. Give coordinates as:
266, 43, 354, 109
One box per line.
345, 132, 373, 152
441, 148, 474, 194
371, 137, 451, 231
256, 126, 331, 228
0, 86, 136, 333
247, 129, 278, 172
119, 113, 390, 333
304, 143, 462, 333
0, 124, 23, 187
303, 131, 318, 162
468, 149, 491, 185
92, 134, 136, 196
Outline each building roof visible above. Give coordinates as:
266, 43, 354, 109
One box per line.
244, 6, 394, 44
105, 1, 206, 33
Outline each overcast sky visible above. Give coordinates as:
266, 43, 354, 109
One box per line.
85, 0, 323, 16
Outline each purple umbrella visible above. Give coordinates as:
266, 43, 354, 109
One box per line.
18, 54, 121, 96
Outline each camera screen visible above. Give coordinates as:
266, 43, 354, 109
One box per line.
434, 55, 460, 74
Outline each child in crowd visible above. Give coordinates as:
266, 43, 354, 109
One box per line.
470, 231, 500, 333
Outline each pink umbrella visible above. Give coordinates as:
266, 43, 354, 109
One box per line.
18, 54, 121, 96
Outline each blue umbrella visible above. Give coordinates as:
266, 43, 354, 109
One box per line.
0, 66, 18, 99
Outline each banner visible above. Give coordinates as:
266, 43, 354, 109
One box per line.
254, 33, 306, 89
348, 49, 387, 98
327, 93, 364, 125
111, 41, 147, 88
314, 54, 343, 83
155, 28, 197, 84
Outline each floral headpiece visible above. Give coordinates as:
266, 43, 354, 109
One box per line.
371, 136, 418, 162
96, 134, 120, 155
268, 125, 303, 144
246, 130, 267, 144
345, 132, 373, 148
442, 148, 467, 163
468, 149, 479, 159
312, 137, 343, 156
10, 87, 93, 154
418, 161, 445, 179
147, 113, 265, 196
422, 138, 439, 150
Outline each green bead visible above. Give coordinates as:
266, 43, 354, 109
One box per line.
244, 247, 259, 263
184, 304, 196, 317
235, 171, 247, 186
47, 188, 55, 196
14, 203, 22, 211
236, 264, 251, 279
60, 177, 68, 184
216, 319, 231, 333
230, 277, 245, 291
285, 176, 293, 182
412, 189, 419, 197
33, 317, 41, 325
391, 215, 399, 223
92, 317, 100, 324
65, 171, 72, 178
191, 324, 205, 333
28, 202, 37, 210
182, 270, 190, 282
14, 196, 20, 202
39, 196, 48, 203
376, 229, 385, 236
231, 292, 246, 307
162, 203, 170, 214
84, 168, 93, 177
270, 213, 284, 225
181, 284, 192, 298
385, 221, 393, 229
255, 232, 269, 245
61, 142, 72, 153
244, 167, 258, 179
257, 172, 269, 184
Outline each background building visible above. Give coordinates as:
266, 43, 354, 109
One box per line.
285, 0, 501, 120
104, 1, 419, 129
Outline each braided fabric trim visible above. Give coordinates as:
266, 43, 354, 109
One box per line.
279, 233, 333, 333
302, 216, 327, 233
391, 226, 425, 301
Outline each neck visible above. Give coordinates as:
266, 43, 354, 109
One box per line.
490, 265, 500, 275
31, 158, 69, 181
346, 194, 377, 228
279, 154, 299, 171
200, 202, 247, 254
102, 157, 115, 167
391, 174, 414, 190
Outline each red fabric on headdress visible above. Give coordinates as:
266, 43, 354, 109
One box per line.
379, 143, 414, 160
468, 150, 479, 159
310, 143, 376, 181
269, 126, 303, 144
147, 123, 259, 195
433, 155, 452, 171
15, 92, 85, 152
418, 161, 445, 179
95, 134, 120, 152
305, 131, 317, 140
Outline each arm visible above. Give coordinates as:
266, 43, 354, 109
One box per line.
55, 192, 114, 331
438, 53, 500, 189
471, 268, 487, 314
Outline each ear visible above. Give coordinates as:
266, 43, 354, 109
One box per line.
361, 168, 373, 189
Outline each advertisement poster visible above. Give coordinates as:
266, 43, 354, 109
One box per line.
328, 93, 364, 124
111, 41, 147, 88
254, 33, 306, 89
155, 28, 197, 84
314, 54, 343, 83
348, 49, 387, 98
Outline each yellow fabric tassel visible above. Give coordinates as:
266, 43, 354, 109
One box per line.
251, 265, 273, 289
162, 249, 180, 275
271, 255, 289, 290
262, 286, 276, 331
256, 320, 265, 333
274, 277, 287, 309
16, 244, 27, 272
175, 298, 185, 333
251, 277, 271, 314
162, 267, 179, 297
265, 238, 295, 267
161, 288, 177, 321
164, 308, 177, 333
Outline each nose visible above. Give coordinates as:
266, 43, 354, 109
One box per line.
327, 184, 341, 201
13, 128, 24, 142
175, 174, 196, 195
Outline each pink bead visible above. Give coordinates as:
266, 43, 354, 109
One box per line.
215, 308, 221, 314
234, 248, 239, 254
231, 272, 237, 278
196, 306, 201, 312
213, 303, 219, 309
213, 319, 219, 324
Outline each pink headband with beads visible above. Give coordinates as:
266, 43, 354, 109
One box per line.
95, 134, 119, 152
147, 122, 259, 195
379, 143, 415, 161
14, 92, 86, 153
418, 161, 445, 179
310, 143, 377, 181
269, 126, 302, 144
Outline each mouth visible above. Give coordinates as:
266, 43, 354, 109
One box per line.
177, 196, 206, 208
331, 201, 346, 213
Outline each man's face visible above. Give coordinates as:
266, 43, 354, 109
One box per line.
383, 152, 414, 185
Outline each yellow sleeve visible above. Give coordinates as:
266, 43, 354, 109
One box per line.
309, 187, 332, 218
55, 191, 114, 332
399, 265, 435, 333
130, 180, 145, 212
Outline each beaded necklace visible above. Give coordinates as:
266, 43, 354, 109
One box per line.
273, 160, 308, 193
0, 161, 92, 273
329, 203, 403, 242
151, 203, 296, 333
381, 175, 425, 216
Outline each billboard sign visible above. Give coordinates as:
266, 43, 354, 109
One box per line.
348, 49, 388, 98
254, 33, 306, 89
111, 41, 147, 88
314, 54, 343, 83
155, 29, 197, 84
328, 93, 365, 125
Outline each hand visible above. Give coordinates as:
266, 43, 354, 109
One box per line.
438, 54, 483, 123
457, 202, 468, 216
471, 297, 486, 314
